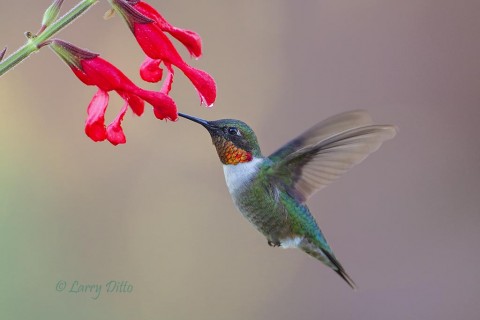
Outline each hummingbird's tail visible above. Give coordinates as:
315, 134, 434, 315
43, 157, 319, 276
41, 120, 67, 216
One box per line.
321, 250, 357, 290
300, 240, 357, 289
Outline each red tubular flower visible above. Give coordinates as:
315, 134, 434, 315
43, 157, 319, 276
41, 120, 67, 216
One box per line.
49, 39, 177, 145
109, 0, 216, 108
132, 1, 202, 58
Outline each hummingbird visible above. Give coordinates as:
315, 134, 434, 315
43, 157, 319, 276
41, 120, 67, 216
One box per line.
178, 110, 396, 288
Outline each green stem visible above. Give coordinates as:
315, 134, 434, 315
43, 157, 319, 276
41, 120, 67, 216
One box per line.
0, 0, 98, 76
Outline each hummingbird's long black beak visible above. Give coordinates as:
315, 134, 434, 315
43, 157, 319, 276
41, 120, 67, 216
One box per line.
178, 112, 212, 129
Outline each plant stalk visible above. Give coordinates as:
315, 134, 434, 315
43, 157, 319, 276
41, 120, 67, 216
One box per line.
0, 0, 98, 76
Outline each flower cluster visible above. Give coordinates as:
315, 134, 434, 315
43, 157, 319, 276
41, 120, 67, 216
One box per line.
49, 0, 216, 145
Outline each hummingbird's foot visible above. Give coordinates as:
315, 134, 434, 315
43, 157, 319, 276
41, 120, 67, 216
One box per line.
268, 240, 281, 247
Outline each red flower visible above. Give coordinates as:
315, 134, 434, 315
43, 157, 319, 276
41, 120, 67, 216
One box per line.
49, 39, 176, 145
109, 0, 216, 108
133, 1, 202, 59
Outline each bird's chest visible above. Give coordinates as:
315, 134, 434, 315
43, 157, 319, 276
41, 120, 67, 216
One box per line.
223, 158, 263, 199
223, 159, 273, 214
223, 159, 289, 237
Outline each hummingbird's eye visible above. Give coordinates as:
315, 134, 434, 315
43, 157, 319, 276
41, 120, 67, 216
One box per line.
227, 127, 240, 136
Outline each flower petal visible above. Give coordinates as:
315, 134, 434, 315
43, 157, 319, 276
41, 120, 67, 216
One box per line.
106, 102, 128, 145
166, 28, 202, 58
153, 106, 176, 121
181, 65, 217, 107
134, 89, 177, 121
133, 1, 202, 57
160, 63, 174, 95
85, 89, 109, 141
119, 91, 144, 116
133, 22, 181, 64
80, 56, 137, 92
140, 57, 163, 83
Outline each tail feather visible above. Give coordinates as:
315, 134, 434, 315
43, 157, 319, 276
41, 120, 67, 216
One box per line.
300, 240, 357, 289
322, 250, 357, 289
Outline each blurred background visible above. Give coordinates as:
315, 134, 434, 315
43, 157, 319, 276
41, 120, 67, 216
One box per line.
1, 0, 479, 319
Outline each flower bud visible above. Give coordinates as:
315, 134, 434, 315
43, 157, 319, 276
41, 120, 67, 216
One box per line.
0, 47, 6, 62
39, 0, 65, 34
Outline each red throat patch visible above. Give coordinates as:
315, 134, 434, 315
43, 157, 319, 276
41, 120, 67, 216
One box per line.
214, 139, 253, 165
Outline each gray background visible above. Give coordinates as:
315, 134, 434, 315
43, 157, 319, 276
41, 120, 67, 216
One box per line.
1, 0, 479, 319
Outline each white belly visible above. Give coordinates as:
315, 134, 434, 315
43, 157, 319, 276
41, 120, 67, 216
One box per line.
280, 236, 304, 248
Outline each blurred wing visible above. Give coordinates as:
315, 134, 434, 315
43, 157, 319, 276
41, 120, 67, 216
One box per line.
268, 110, 374, 162
267, 111, 397, 203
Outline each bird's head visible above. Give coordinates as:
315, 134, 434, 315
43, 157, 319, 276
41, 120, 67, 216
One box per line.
178, 113, 262, 165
